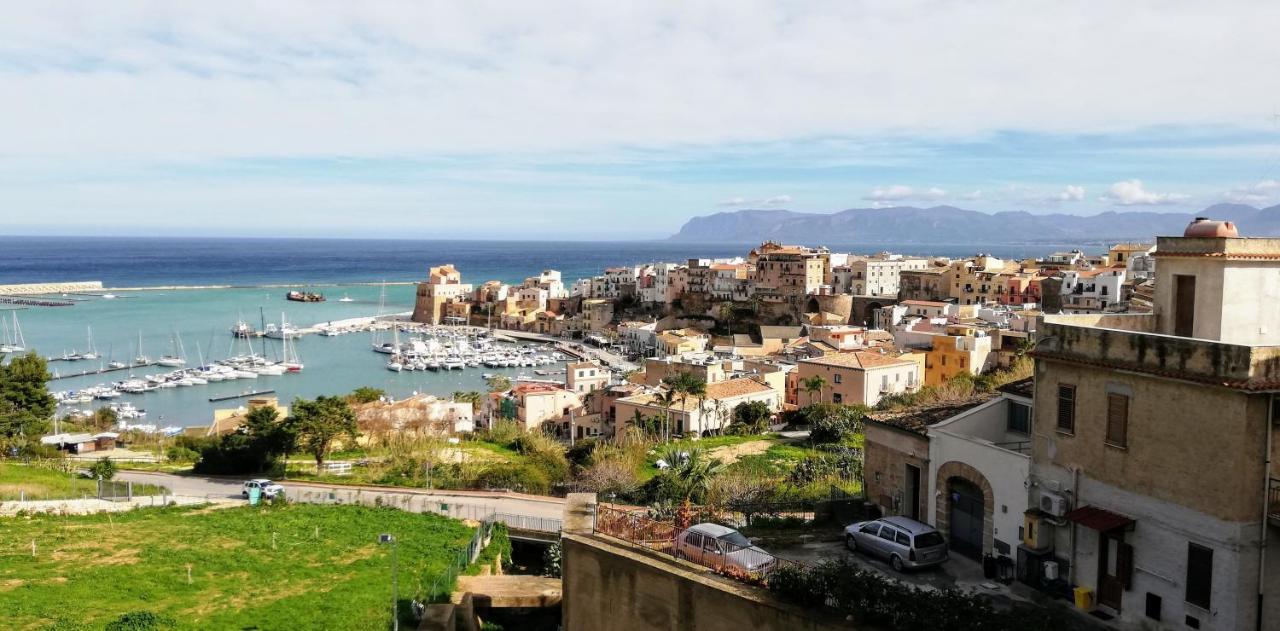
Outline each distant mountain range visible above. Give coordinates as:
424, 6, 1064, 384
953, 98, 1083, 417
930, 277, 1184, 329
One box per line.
668, 203, 1280, 244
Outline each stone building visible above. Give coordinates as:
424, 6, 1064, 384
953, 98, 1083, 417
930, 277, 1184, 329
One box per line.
411, 264, 473, 325
1028, 218, 1280, 628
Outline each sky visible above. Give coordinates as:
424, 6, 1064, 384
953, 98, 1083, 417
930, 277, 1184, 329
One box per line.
3, 1, 1280, 240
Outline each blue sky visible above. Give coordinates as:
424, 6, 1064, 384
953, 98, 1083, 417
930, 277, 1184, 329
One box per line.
2, 2, 1280, 240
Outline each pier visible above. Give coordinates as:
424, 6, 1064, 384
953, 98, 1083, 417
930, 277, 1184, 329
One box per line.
209, 390, 276, 402
0, 296, 75, 307
49, 363, 157, 380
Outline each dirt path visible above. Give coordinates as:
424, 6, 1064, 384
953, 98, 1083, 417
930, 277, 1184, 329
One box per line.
706, 440, 774, 465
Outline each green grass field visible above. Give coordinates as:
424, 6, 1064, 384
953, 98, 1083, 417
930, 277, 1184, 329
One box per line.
0, 463, 165, 502
0, 503, 473, 630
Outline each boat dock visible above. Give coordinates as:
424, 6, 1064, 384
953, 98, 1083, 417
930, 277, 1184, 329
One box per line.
209, 390, 276, 402
49, 363, 158, 380
0, 296, 75, 307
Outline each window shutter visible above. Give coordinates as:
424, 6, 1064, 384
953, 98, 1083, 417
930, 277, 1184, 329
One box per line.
1107, 394, 1129, 446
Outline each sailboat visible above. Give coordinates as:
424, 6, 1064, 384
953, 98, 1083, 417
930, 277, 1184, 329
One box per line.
133, 331, 150, 365
156, 332, 187, 367
79, 326, 100, 360
0, 312, 25, 353
282, 331, 304, 372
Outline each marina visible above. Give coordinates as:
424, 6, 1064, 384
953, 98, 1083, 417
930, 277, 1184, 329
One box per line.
2, 281, 577, 427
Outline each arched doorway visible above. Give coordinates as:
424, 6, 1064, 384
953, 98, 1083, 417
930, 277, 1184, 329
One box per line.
947, 477, 985, 560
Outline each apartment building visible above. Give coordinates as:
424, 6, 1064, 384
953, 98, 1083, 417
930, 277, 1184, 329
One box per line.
1057, 267, 1127, 313
751, 242, 829, 302
795, 349, 923, 407
834, 253, 931, 296
566, 360, 610, 395
1027, 219, 1280, 629
899, 264, 952, 302
613, 376, 781, 437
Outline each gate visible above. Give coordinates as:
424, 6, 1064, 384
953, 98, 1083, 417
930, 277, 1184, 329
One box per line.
948, 478, 984, 560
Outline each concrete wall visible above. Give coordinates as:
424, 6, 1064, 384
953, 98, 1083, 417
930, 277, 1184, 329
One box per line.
561, 533, 856, 631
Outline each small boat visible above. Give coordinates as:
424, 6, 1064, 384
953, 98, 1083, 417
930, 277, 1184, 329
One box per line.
386, 360, 403, 372
286, 290, 325, 303
230, 320, 256, 338
338, 294, 354, 302
102, 294, 117, 300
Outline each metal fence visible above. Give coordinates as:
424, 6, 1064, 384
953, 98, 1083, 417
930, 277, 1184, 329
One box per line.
423, 517, 501, 603
594, 505, 808, 586
489, 512, 562, 533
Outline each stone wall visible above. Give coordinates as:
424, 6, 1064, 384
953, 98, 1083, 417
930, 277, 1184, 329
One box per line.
561, 533, 858, 631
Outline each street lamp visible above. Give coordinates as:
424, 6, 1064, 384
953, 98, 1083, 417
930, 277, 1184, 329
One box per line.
378, 533, 399, 631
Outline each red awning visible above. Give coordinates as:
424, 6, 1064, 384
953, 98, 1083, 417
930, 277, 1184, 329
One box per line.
1063, 505, 1135, 532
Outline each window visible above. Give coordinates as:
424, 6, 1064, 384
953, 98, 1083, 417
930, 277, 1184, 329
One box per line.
702, 535, 719, 553
833, 373, 842, 384
881, 375, 889, 390
1007, 402, 1030, 434
1106, 393, 1129, 447
1056, 384, 1076, 432
878, 527, 897, 542
1186, 543, 1213, 609
895, 531, 911, 546
686, 532, 703, 548
833, 393, 843, 404
860, 523, 880, 535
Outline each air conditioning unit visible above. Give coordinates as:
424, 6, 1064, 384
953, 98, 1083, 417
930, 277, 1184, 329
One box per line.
1040, 490, 1069, 518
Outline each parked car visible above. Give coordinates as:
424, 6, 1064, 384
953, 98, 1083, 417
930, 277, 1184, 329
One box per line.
674, 523, 775, 575
242, 479, 285, 500
844, 516, 948, 571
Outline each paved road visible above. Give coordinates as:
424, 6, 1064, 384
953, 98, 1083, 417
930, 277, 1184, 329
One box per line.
113, 470, 566, 521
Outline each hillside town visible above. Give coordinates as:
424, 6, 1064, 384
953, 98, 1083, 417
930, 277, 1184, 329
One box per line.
375, 216, 1275, 630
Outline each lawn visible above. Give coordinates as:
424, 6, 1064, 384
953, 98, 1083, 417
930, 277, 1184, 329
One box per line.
0, 503, 474, 630
0, 463, 165, 502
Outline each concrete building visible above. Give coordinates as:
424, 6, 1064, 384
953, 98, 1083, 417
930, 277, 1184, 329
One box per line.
834, 253, 930, 296
502, 383, 586, 433
795, 349, 923, 407
920, 324, 996, 387
613, 377, 780, 436
412, 265, 474, 325
1027, 219, 1280, 629
1057, 267, 1127, 313
655, 328, 709, 356
566, 360, 609, 395
899, 264, 951, 302
617, 321, 658, 355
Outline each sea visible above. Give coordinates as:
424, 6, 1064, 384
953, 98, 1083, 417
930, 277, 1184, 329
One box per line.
0, 236, 1096, 427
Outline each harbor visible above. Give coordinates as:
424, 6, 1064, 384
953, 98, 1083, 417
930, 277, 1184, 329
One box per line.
2, 281, 578, 427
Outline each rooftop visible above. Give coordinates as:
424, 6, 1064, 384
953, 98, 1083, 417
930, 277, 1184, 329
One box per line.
800, 350, 917, 370
866, 397, 996, 435
997, 377, 1035, 399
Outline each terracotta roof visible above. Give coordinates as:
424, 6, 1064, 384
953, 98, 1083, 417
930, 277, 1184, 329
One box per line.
1031, 350, 1280, 392
866, 397, 995, 435
801, 350, 916, 370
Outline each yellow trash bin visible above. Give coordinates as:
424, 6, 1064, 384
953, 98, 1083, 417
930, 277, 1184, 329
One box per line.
1073, 587, 1094, 610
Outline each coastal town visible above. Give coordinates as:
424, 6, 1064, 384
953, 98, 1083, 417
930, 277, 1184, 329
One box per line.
4, 3, 1280, 630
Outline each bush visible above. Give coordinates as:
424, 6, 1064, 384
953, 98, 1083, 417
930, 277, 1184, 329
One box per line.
165, 446, 200, 463
473, 463, 550, 494
349, 386, 386, 404
804, 404, 866, 444
728, 400, 772, 435
88, 456, 117, 481
476, 419, 520, 446
542, 541, 562, 578
104, 611, 177, 631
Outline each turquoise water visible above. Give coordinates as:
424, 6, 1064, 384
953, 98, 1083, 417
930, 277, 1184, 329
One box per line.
8, 284, 548, 427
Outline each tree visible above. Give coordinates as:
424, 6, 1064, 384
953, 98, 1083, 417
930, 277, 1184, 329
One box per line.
661, 372, 706, 440
485, 375, 512, 393
452, 391, 483, 413
656, 389, 676, 442
349, 386, 385, 404
730, 400, 773, 435
0, 352, 56, 440
91, 407, 119, 432
650, 446, 724, 503
242, 405, 295, 464
89, 456, 117, 481
800, 375, 828, 406
717, 302, 735, 334
287, 396, 359, 472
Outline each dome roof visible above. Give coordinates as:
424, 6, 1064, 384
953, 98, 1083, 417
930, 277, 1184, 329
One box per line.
1184, 217, 1239, 238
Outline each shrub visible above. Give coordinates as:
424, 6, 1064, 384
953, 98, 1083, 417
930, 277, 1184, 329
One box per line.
88, 456, 117, 481
804, 404, 866, 444
728, 400, 772, 435
349, 386, 386, 404
165, 446, 200, 463
473, 463, 550, 494
477, 419, 520, 446
542, 541, 562, 578
104, 611, 177, 631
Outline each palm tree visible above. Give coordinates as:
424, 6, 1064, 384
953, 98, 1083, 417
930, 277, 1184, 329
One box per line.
452, 391, 483, 413
662, 372, 706, 440
657, 389, 677, 442
718, 302, 735, 335
801, 375, 828, 405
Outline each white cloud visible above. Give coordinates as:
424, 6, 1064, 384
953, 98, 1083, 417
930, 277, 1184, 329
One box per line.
1100, 180, 1189, 206
863, 185, 948, 203
958, 190, 983, 201
0, 2, 1278, 163
1048, 185, 1085, 202
718, 194, 791, 208
1223, 180, 1280, 205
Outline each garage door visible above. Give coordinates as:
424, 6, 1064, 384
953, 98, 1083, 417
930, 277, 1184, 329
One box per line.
948, 478, 984, 561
